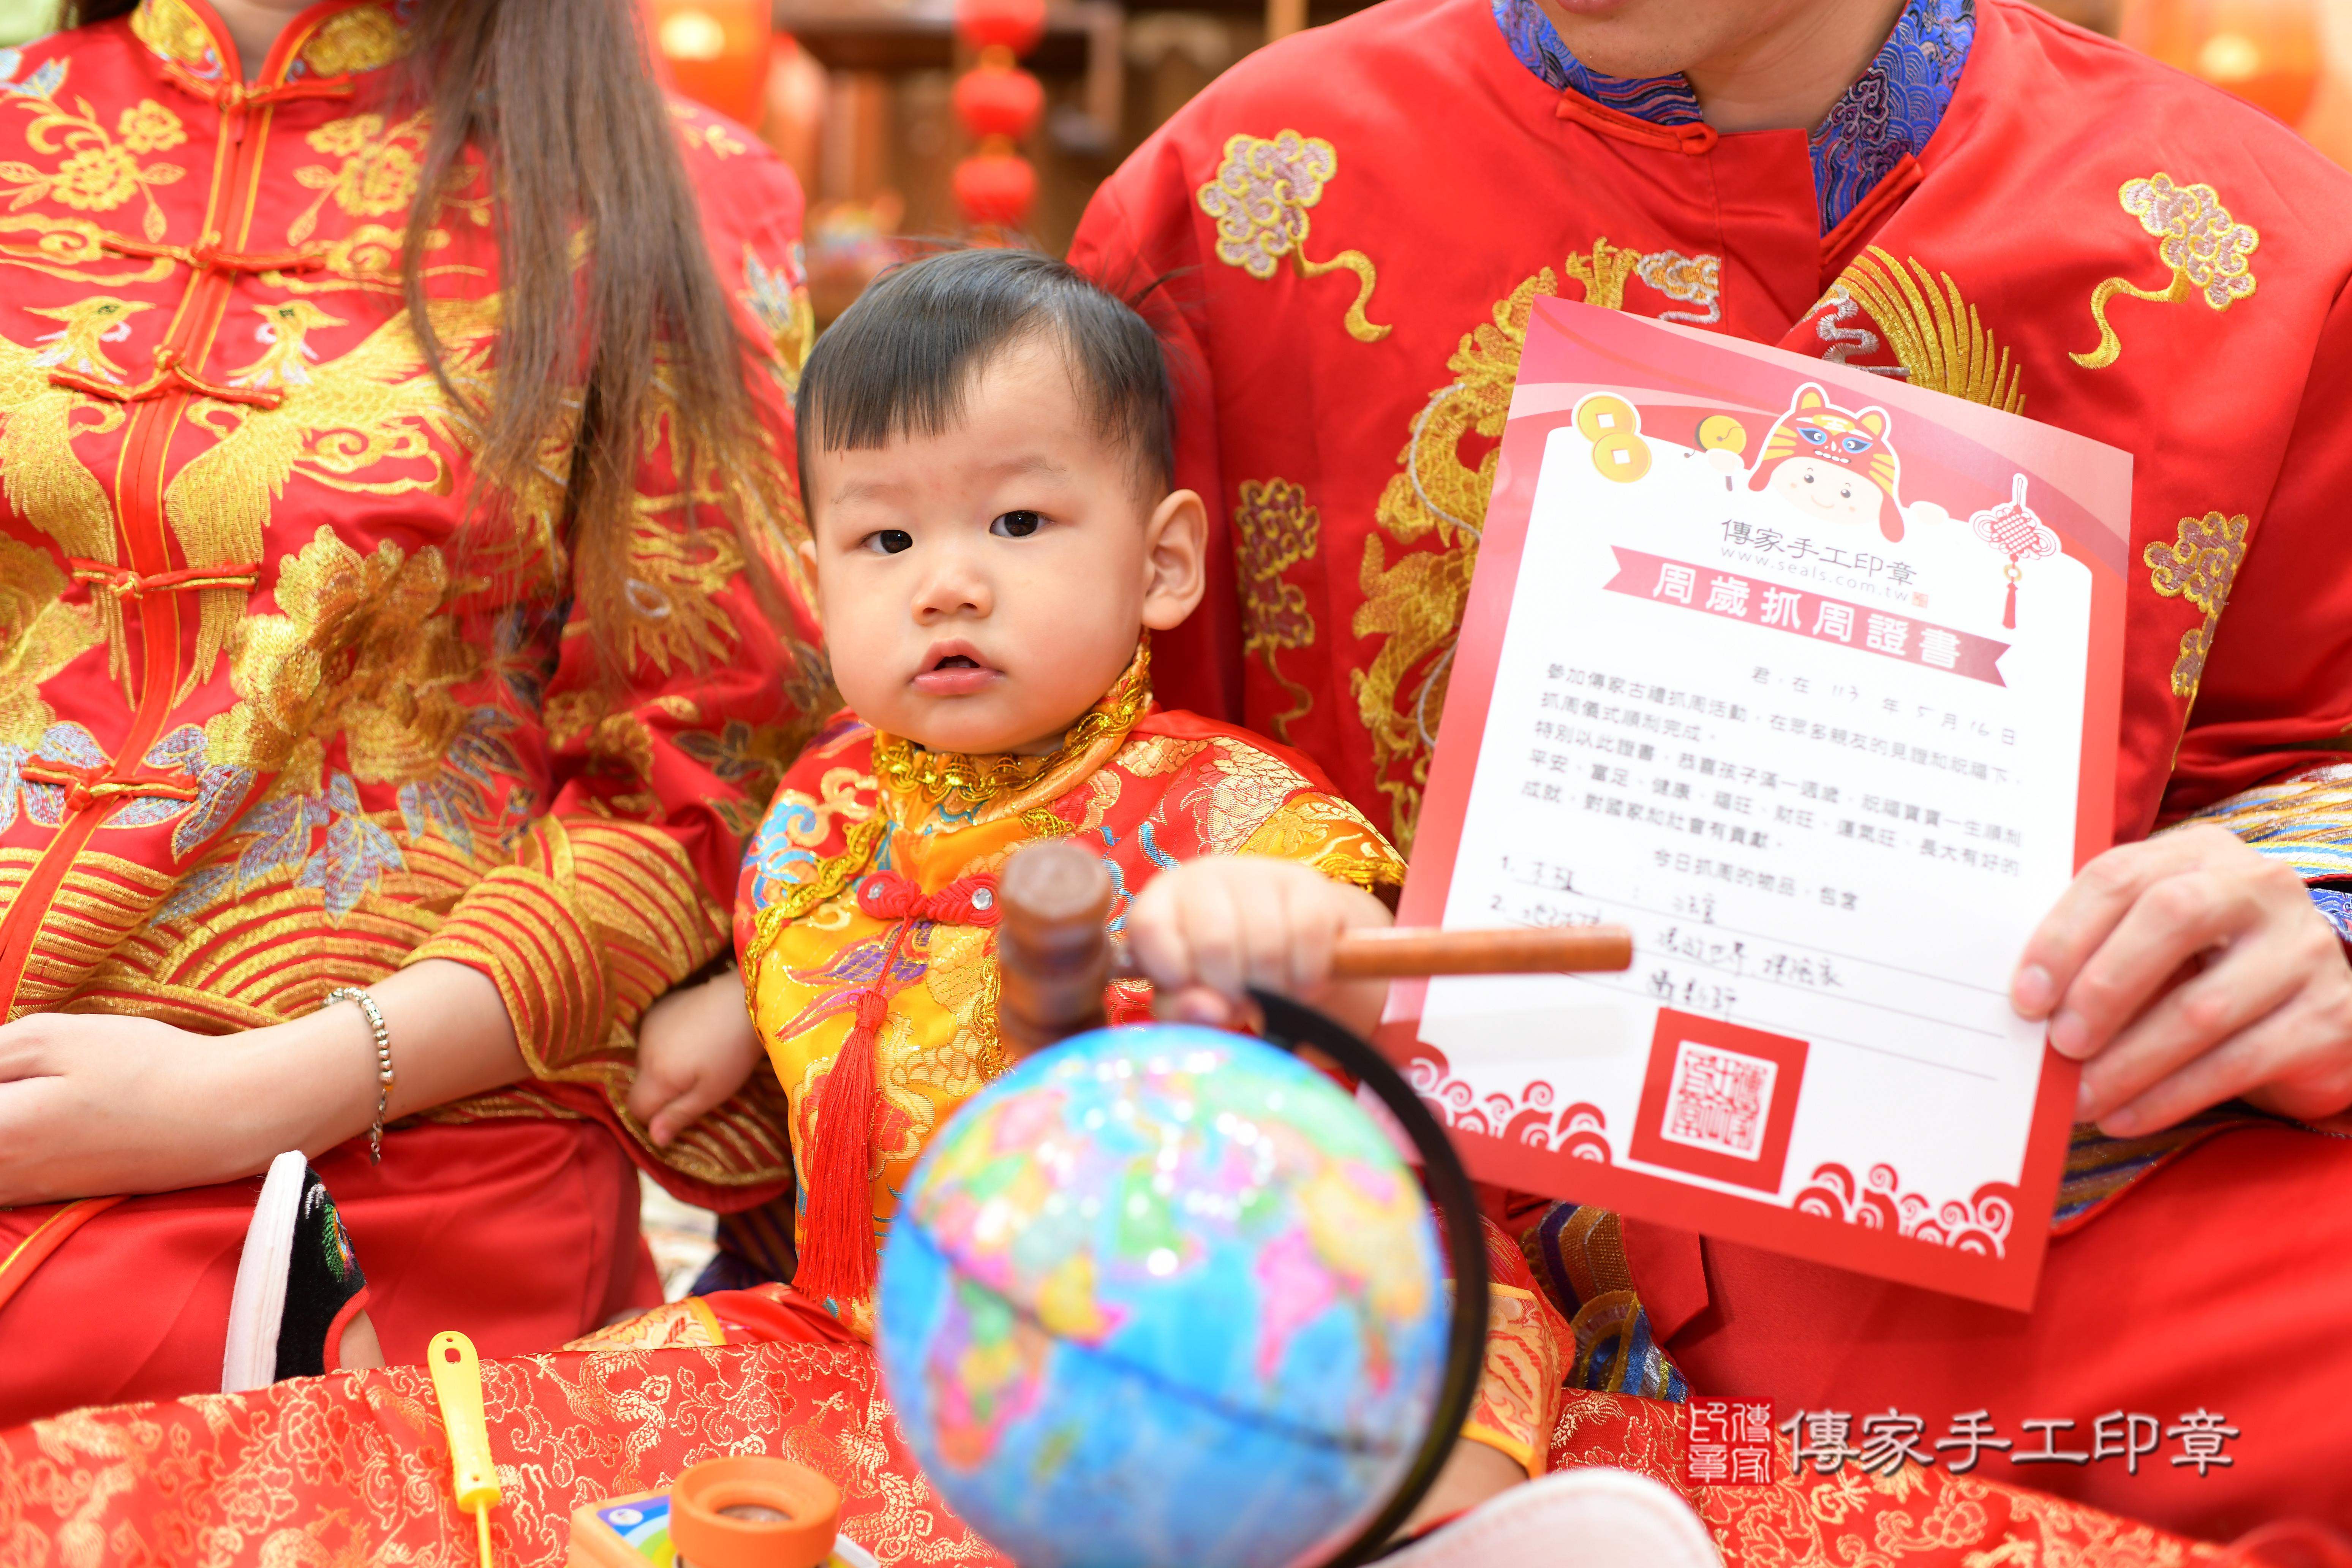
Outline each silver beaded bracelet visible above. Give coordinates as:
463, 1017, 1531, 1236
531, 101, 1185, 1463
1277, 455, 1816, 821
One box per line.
324, 986, 395, 1164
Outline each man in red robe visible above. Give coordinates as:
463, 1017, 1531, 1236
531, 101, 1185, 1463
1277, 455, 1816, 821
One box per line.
1071, 0, 2352, 1536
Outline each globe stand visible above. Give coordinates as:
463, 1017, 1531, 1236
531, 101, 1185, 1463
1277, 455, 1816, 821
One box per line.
1247, 990, 1490, 1568
990, 841, 1573, 1565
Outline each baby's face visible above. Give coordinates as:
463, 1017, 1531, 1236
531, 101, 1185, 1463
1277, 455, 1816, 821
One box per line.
1769, 455, 1881, 527
802, 337, 1203, 757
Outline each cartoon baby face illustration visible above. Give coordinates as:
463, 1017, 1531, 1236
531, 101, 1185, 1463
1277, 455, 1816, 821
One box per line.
1747, 383, 1906, 541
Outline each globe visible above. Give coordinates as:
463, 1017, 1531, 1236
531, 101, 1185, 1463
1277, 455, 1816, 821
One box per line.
875, 1024, 1450, 1568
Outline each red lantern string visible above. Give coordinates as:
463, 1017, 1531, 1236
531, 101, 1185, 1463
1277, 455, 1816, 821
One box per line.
951, 0, 1048, 230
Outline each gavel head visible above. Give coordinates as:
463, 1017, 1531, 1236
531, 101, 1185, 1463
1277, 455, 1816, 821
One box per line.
995, 838, 1117, 1061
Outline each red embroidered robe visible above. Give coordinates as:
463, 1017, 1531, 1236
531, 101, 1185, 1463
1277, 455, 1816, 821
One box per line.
1066, 0, 2352, 1535
0, 674, 2229, 1566
0, 0, 824, 1418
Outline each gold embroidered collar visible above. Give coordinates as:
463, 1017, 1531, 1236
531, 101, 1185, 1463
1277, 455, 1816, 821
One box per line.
869, 641, 1152, 814
134, 0, 411, 85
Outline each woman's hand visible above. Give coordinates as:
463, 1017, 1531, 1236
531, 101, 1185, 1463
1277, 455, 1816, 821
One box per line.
1126, 856, 1394, 1038
0, 1013, 339, 1206
0, 959, 526, 1208
2012, 823, 2352, 1135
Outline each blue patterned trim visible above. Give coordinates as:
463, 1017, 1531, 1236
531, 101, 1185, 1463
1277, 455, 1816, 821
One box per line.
2052, 1107, 2273, 1230
1522, 1202, 1690, 1402
1494, 0, 1975, 234
2181, 763, 2352, 885
2313, 887, 2352, 943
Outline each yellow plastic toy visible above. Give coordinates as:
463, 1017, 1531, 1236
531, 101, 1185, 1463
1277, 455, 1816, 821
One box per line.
428, 1331, 502, 1568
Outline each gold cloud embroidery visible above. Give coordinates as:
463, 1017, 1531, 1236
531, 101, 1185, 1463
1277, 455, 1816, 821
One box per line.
1197, 130, 1389, 343
1233, 477, 1318, 740
2143, 510, 2248, 704
2073, 174, 2257, 370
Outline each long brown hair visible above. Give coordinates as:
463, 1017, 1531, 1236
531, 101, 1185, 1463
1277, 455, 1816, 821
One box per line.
66, 0, 785, 662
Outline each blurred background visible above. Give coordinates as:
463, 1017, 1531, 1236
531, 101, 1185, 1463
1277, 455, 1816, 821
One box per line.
6, 0, 2338, 333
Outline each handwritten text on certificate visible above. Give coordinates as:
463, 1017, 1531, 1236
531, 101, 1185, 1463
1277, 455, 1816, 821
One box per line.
1389, 302, 2128, 1307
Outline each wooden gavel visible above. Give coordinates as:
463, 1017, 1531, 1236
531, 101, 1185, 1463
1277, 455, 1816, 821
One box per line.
996, 840, 1633, 1058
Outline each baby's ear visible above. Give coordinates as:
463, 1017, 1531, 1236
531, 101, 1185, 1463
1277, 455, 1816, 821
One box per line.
1141, 488, 1209, 631
797, 537, 820, 594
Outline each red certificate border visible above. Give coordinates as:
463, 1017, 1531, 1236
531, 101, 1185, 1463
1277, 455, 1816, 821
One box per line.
1382, 298, 2120, 1313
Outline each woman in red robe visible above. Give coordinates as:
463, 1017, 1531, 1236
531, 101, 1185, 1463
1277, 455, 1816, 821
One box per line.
1065, 0, 2352, 1537
0, 0, 823, 1423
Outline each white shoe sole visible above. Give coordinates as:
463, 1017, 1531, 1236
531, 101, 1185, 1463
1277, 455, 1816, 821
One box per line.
220, 1150, 309, 1394
1377, 1468, 1724, 1568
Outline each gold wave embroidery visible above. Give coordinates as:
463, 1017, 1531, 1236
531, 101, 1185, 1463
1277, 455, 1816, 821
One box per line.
164, 294, 501, 703
2143, 510, 2248, 705
2072, 173, 2257, 370
1826, 247, 2025, 413
1196, 130, 1389, 343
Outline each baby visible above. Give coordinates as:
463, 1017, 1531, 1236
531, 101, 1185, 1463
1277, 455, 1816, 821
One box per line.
621, 249, 1534, 1532
631, 248, 1399, 1268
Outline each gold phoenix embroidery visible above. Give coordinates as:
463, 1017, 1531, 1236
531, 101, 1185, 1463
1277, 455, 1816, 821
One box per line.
204, 525, 478, 793
1197, 131, 1389, 343
165, 295, 502, 702
0, 538, 98, 744
1234, 477, 1318, 740
2143, 511, 2248, 703
0, 310, 128, 681
2072, 174, 2258, 370
1828, 247, 2025, 413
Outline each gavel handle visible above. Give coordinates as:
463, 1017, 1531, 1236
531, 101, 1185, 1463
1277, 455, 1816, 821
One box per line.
1109, 924, 1633, 981
1331, 924, 1632, 977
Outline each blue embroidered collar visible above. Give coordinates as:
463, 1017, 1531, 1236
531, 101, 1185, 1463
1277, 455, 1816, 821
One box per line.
1494, 0, 1975, 234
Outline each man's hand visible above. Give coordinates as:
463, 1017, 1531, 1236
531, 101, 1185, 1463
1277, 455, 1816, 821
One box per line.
1125, 856, 1393, 1038
627, 967, 767, 1147
2012, 823, 2352, 1135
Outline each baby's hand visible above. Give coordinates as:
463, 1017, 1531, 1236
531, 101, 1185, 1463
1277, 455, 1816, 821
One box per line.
1126, 856, 1393, 1038
627, 967, 768, 1148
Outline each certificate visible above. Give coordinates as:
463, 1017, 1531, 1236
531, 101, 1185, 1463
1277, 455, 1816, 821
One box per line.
1384, 300, 2129, 1308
